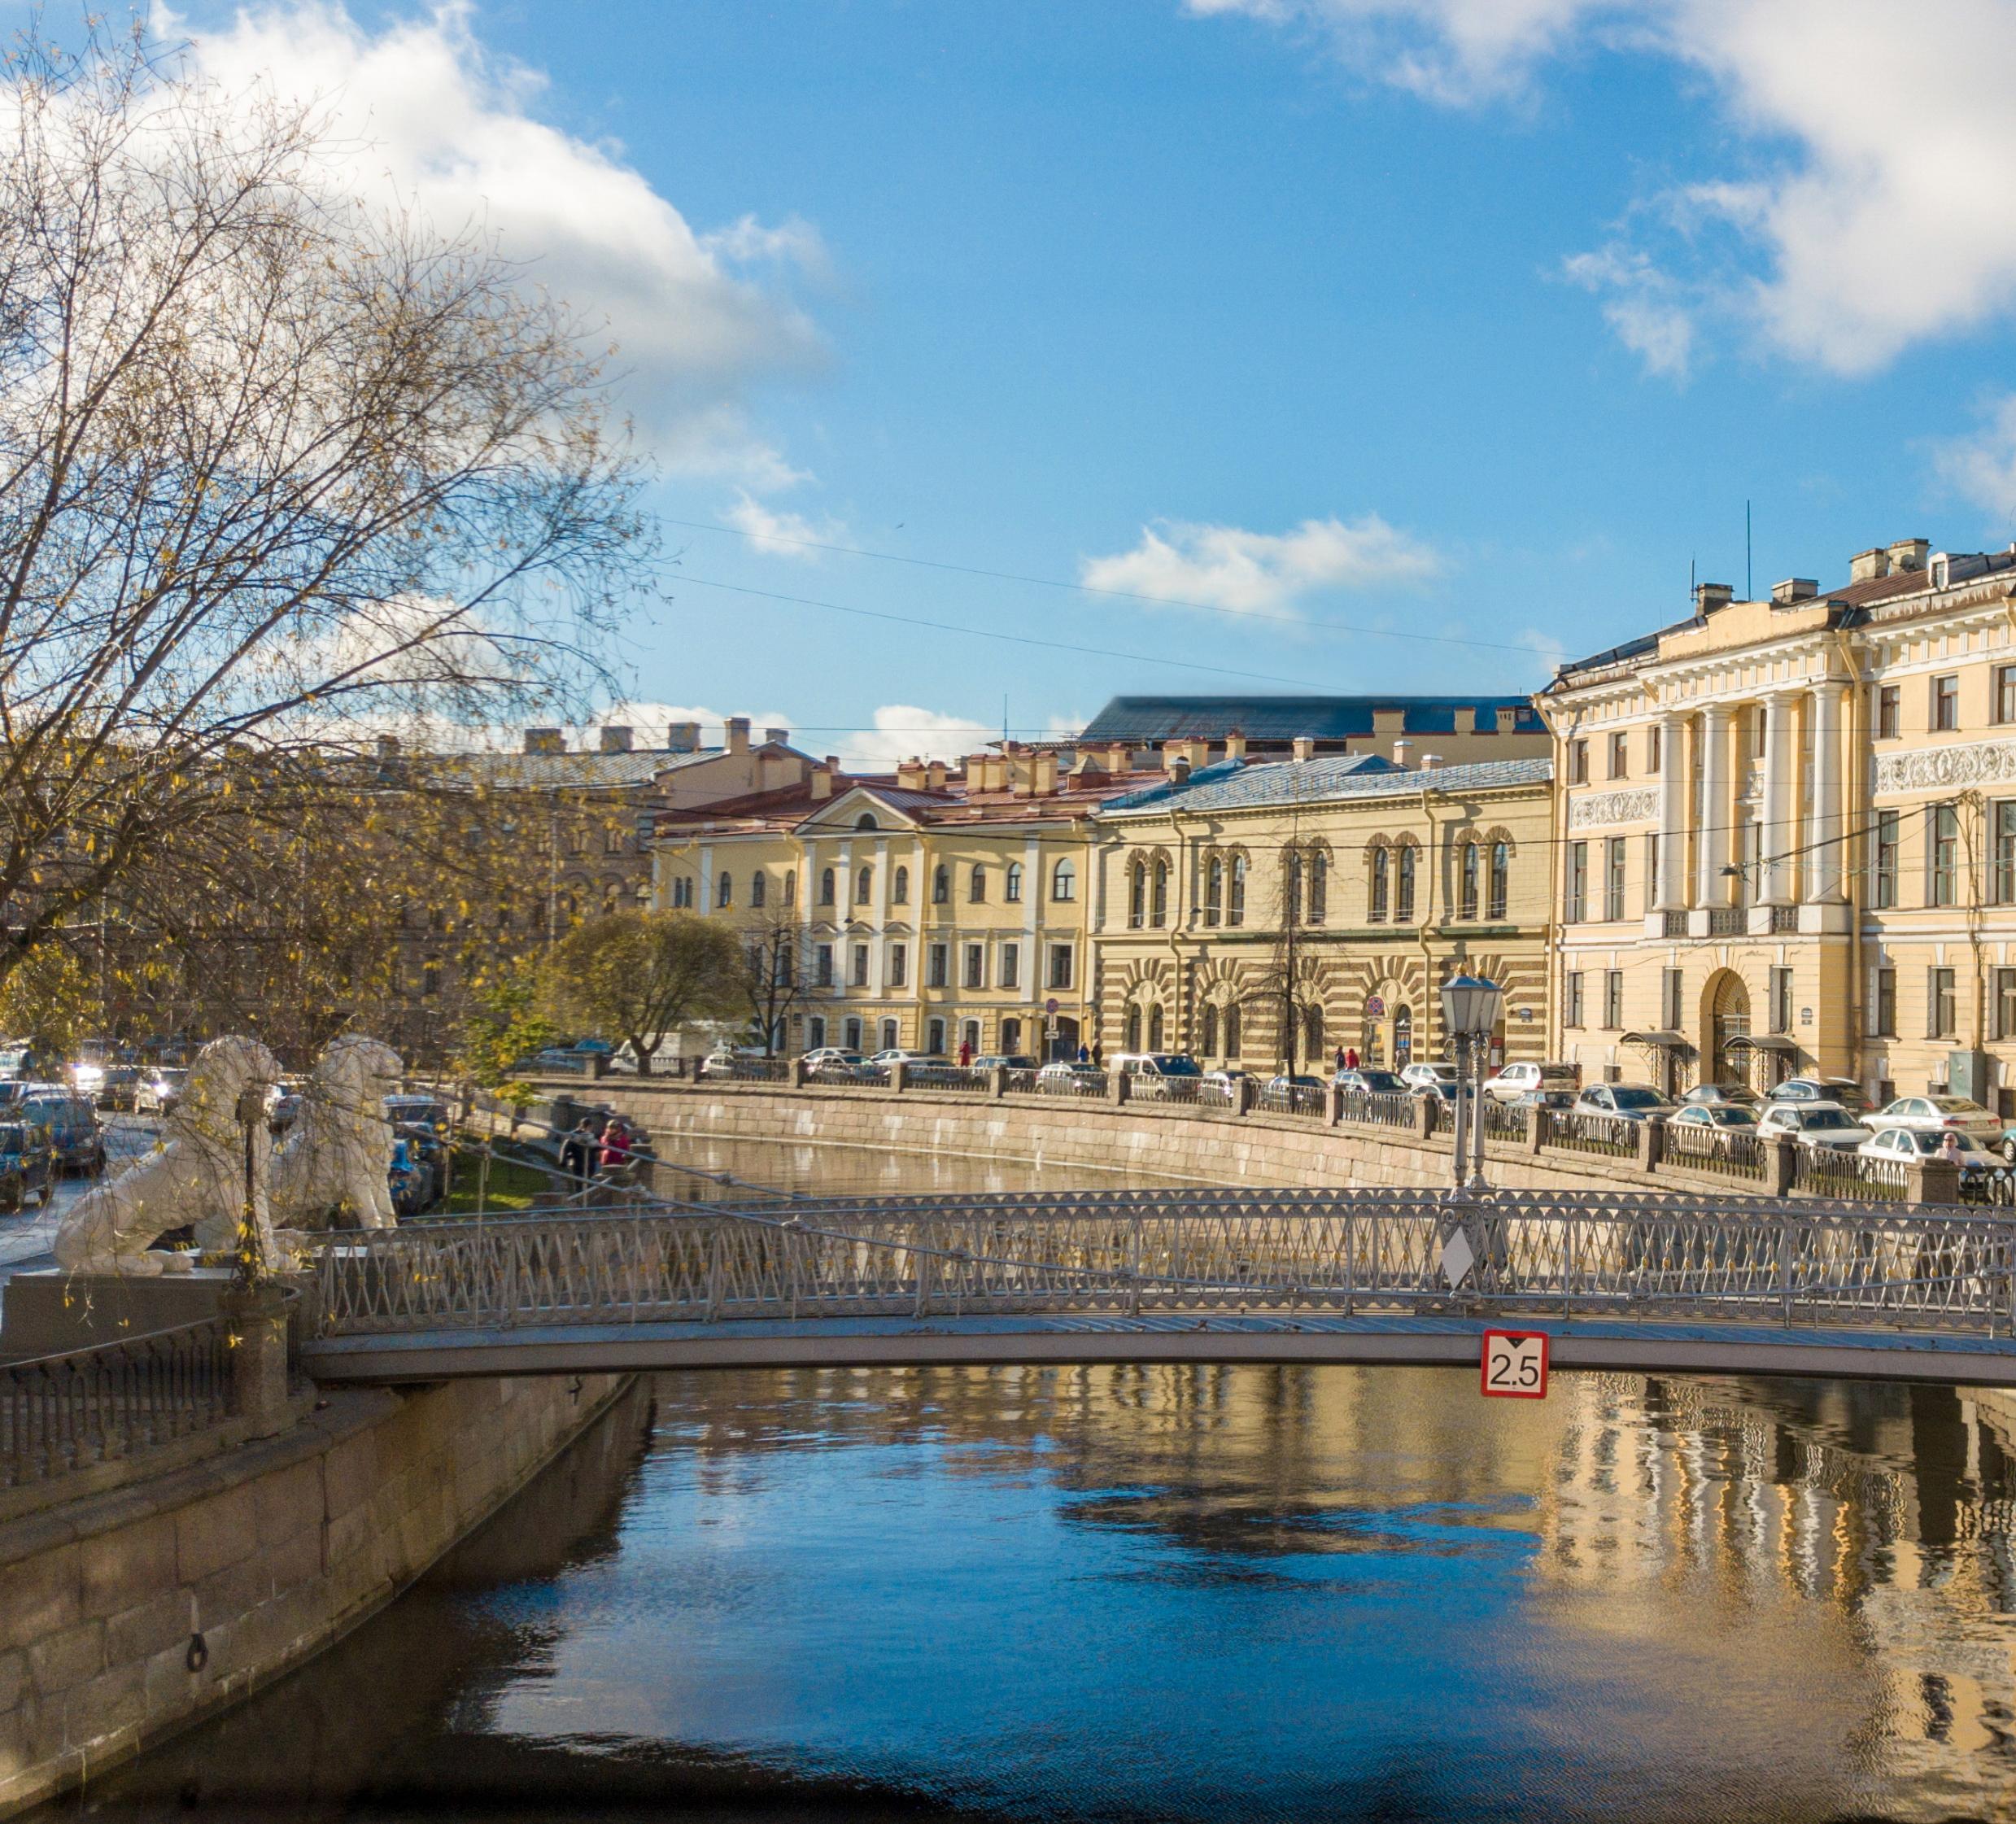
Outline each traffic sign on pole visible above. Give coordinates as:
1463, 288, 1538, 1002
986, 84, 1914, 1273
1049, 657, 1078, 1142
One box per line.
1480, 1330, 1548, 1399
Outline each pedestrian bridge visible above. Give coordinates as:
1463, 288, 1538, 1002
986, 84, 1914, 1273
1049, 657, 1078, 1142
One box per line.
297, 1188, 2016, 1388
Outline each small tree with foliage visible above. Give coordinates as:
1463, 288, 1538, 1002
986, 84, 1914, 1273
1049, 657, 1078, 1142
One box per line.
0, 943, 94, 1063
543, 912, 744, 1077
454, 967, 561, 1129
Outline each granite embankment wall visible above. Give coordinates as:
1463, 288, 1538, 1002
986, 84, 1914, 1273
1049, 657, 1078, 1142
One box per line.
0, 1372, 627, 1816
578, 1080, 1688, 1196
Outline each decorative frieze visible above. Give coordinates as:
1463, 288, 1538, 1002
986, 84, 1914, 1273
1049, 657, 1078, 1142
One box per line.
1875, 738, 2016, 794
1568, 788, 1659, 830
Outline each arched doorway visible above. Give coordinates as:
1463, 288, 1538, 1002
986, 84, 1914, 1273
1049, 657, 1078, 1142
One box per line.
1706, 971, 1751, 1087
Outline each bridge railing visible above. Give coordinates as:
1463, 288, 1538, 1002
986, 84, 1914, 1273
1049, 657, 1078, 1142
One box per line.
1660, 1122, 1768, 1183
1538, 1108, 1639, 1158
311, 1191, 2016, 1342
1792, 1147, 1907, 1202
1336, 1090, 1417, 1132
1255, 1080, 1325, 1119
904, 1065, 990, 1094
1479, 1098, 1530, 1143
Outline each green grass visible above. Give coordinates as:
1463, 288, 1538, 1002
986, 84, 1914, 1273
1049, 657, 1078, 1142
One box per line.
438, 1154, 557, 1215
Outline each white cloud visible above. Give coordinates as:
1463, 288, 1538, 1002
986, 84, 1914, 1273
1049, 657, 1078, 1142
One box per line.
1933, 396, 2016, 526
1193, 0, 2016, 377
1079, 515, 1441, 614
721, 491, 850, 561
839, 706, 998, 771
1560, 245, 1695, 379
164, 1, 823, 478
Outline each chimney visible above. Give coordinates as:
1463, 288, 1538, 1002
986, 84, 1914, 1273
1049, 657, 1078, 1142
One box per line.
1224, 727, 1247, 761
1169, 754, 1191, 785
809, 765, 833, 802
1695, 581, 1734, 614
1420, 753, 1441, 771
1495, 707, 1521, 734
1772, 578, 1818, 604
1849, 548, 1891, 583
1293, 735, 1316, 762
1888, 538, 1930, 574
1392, 739, 1412, 768
1032, 752, 1058, 796
926, 761, 946, 790
1453, 707, 1477, 735
523, 727, 564, 755
726, 717, 751, 755
1186, 739, 1211, 772
764, 726, 791, 746
665, 721, 700, 753
1106, 742, 1131, 774
897, 757, 925, 790
599, 725, 634, 753
375, 733, 399, 768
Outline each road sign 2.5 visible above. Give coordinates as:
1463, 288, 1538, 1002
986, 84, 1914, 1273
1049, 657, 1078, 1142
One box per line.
1481, 1329, 1549, 1399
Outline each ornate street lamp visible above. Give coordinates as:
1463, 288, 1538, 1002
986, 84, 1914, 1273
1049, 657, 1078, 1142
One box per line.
1440, 974, 1503, 1195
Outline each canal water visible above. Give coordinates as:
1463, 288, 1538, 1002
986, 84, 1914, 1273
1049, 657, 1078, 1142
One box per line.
46, 1143, 2016, 1823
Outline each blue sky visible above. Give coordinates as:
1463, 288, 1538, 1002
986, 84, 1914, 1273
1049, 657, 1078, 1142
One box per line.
161, 0, 2016, 764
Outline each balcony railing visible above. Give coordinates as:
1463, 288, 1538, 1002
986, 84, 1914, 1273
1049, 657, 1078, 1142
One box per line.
1769, 904, 1799, 933
1708, 906, 1743, 937
1663, 910, 1688, 938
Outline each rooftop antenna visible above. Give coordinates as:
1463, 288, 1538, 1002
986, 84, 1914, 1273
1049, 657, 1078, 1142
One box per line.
1690, 556, 1695, 606
1002, 693, 1009, 746
1746, 500, 1752, 600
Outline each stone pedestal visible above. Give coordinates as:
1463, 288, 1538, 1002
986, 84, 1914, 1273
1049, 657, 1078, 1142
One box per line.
220, 1283, 295, 1438
0, 1268, 238, 1359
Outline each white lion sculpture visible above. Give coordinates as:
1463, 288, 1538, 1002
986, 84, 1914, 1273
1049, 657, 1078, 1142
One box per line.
268, 1035, 405, 1233
54, 1036, 281, 1276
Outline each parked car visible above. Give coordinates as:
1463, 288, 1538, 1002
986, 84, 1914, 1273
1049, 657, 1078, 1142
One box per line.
700, 1047, 773, 1080
1679, 1082, 1761, 1110
1512, 1088, 1577, 1111
1111, 1053, 1204, 1080
1401, 1061, 1459, 1095
1669, 1104, 1759, 1131
1767, 1077, 1871, 1116
1266, 1074, 1325, 1093
1335, 1067, 1409, 1097
1573, 1084, 1675, 1121
1035, 1060, 1105, 1093
1484, 1062, 1579, 1103
801, 1047, 871, 1079
1755, 1102, 1871, 1151
864, 1048, 948, 1077
266, 1080, 304, 1132
90, 1065, 142, 1112
1201, 1068, 1257, 1096
0, 1120, 56, 1212
1868, 1094, 2002, 1141
135, 1067, 188, 1117
970, 1054, 1038, 1071
18, 1087, 105, 1172
1860, 1126, 2000, 1179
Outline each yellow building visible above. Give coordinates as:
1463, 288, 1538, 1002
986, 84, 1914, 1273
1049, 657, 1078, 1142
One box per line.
1539, 537, 2016, 1109
1086, 749, 1554, 1071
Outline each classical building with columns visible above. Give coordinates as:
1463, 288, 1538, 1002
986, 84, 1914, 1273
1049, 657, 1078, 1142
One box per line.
1540, 536, 2016, 1108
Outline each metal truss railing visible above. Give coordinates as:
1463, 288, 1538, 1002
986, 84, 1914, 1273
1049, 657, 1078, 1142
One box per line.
311, 1189, 2016, 1342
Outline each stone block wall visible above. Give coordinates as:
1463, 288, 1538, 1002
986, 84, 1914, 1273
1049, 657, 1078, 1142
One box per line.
0, 1372, 626, 1816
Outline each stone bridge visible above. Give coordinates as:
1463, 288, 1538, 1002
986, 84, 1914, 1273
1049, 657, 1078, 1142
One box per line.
300, 1188, 2016, 1387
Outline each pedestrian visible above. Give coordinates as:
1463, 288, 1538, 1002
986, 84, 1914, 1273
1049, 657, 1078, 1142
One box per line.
560, 1117, 596, 1185
958, 1036, 973, 1069
600, 1118, 635, 1181
1345, 1045, 1360, 1071
1091, 1041, 1103, 1070
1076, 1041, 1090, 1065
1334, 1045, 1346, 1076
1940, 1130, 1965, 1167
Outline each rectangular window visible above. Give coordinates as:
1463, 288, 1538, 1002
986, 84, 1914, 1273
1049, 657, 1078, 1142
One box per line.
1876, 685, 1900, 740
849, 944, 869, 988
1604, 838, 1626, 922
1875, 810, 1900, 909
1997, 968, 2016, 1041
814, 945, 834, 988
1931, 803, 1960, 907
1998, 665, 2016, 725
927, 944, 949, 989
1870, 966, 1896, 1038
1647, 724, 1662, 775
1769, 966, 1792, 1035
1643, 833, 1659, 914
962, 943, 985, 989
1565, 842, 1588, 922
1047, 944, 1074, 991
888, 943, 907, 988
1000, 943, 1019, 991
1608, 732, 1629, 779
1569, 740, 1589, 785
1662, 967, 1684, 1032
1935, 674, 1960, 732
1996, 803, 2016, 904
1603, 970, 1622, 1030
1564, 970, 1585, 1029
1931, 966, 1957, 1040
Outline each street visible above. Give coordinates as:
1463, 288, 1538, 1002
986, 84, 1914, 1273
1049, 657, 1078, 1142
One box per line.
0, 1115, 158, 1290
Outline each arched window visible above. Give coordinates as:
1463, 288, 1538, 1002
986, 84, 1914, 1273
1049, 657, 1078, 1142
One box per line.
1224, 1003, 1241, 1058
601, 880, 622, 914
1303, 1005, 1324, 1063
1149, 1004, 1165, 1049
716, 872, 733, 908
879, 1018, 899, 1050
783, 870, 796, 906
970, 864, 986, 903
1228, 855, 1246, 925
1201, 1002, 1220, 1056
893, 866, 910, 905
1285, 852, 1303, 926
1052, 858, 1076, 901
932, 865, 950, 903
752, 872, 768, 909
1309, 853, 1328, 924
1006, 862, 1023, 902
856, 865, 873, 905
1460, 843, 1479, 921
844, 1015, 864, 1050
1151, 858, 1168, 927
819, 867, 836, 905
1128, 860, 1146, 928
1395, 846, 1416, 923
1125, 1005, 1142, 1051
1489, 842, 1509, 921
855, 814, 879, 831
1206, 856, 1224, 927
1369, 849, 1389, 922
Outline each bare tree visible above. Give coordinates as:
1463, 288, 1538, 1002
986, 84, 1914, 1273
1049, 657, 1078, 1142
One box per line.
0, 21, 646, 993
739, 900, 809, 1055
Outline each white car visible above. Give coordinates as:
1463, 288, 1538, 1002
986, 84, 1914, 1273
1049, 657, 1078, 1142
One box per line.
1573, 1083, 1675, 1120
1484, 1062, 1578, 1104
1668, 1104, 1758, 1132
800, 1047, 868, 1076
1755, 1102, 1870, 1151
1766, 1076, 1872, 1117
1400, 1061, 1458, 1095
1035, 1060, 1106, 1096
1859, 1126, 1999, 1174
1867, 1094, 2002, 1141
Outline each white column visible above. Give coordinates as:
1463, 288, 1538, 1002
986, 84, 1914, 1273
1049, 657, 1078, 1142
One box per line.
1698, 705, 1733, 906
1809, 681, 1846, 902
1759, 692, 1794, 905
1656, 712, 1687, 911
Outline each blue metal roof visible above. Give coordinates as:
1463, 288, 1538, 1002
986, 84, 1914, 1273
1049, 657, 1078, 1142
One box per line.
1079, 694, 1546, 741
1097, 753, 1553, 819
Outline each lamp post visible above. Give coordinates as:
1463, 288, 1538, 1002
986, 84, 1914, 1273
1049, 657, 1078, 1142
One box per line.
1440, 974, 1503, 1195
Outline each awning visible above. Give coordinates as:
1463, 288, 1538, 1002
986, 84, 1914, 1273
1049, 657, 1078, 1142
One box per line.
1621, 1030, 1692, 1050
1723, 1034, 1801, 1053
